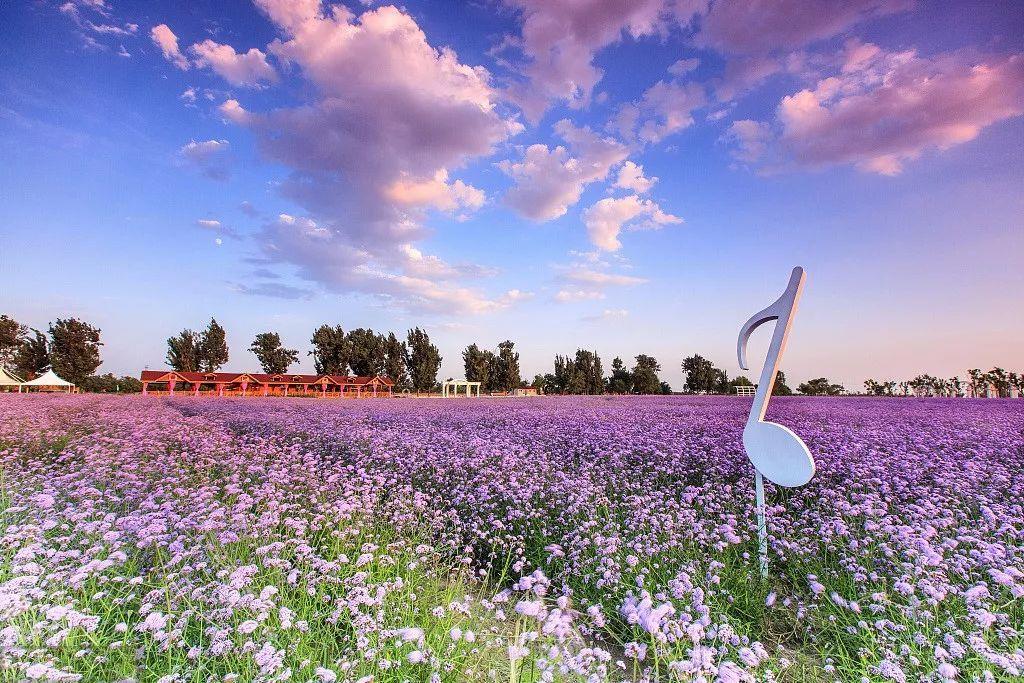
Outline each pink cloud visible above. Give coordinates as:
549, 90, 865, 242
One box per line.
499, 0, 705, 120
498, 119, 628, 221
613, 161, 657, 194
777, 45, 1024, 174
190, 40, 276, 87
612, 79, 706, 143
217, 3, 522, 314
179, 139, 231, 180
151, 24, 189, 70
724, 44, 1024, 175
697, 0, 912, 56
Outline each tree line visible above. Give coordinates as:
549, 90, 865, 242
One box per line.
164, 321, 443, 393
864, 367, 1024, 397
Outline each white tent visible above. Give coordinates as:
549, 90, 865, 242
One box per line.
21, 369, 76, 393
0, 367, 24, 392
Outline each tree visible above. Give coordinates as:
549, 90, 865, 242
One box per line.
967, 368, 984, 397
198, 318, 229, 372
588, 351, 604, 395
631, 354, 662, 394
774, 370, 794, 396
49, 318, 102, 385
493, 340, 521, 393
797, 377, 845, 396
1009, 372, 1024, 398
347, 328, 385, 376
406, 327, 442, 392
15, 329, 49, 380
80, 374, 144, 393
0, 315, 26, 370
531, 374, 546, 393
728, 375, 754, 393
382, 332, 408, 389
249, 332, 298, 374
660, 381, 673, 394
607, 357, 632, 394
681, 354, 718, 394
166, 330, 200, 372
309, 324, 350, 375
985, 367, 1011, 398
463, 344, 491, 388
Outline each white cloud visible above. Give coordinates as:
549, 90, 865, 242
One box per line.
582, 195, 682, 251
612, 79, 706, 144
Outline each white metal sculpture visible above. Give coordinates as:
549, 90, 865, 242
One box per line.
737, 266, 815, 576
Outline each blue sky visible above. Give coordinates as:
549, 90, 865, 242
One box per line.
2, 0, 1022, 389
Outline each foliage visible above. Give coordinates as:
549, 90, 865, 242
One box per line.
405, 327, 442, 392
462, 343, 491, 389
382, 332, 409, 389
249, 332, 299, 374
550, 350, 604, 395
166, 329, 200, 372
79, 373, 143, 393
309, 324, 350, 375
797, 377, 845, 396
773, 370, 794, 396
681, 354, 719, 394
606, 356, 632, 394
0, 314, 27, 370
491, 340, 521, 393
48, 317, 102, 385
198, 318, 229, 372
347, 328, 385, 377
15, 329, 50, 380
630, 354, 662, 394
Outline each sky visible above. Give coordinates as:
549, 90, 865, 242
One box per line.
1, 0, 1022, 390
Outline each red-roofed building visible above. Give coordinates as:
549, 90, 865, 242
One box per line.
139, 370, 394, 398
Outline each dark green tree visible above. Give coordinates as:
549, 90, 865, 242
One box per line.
462, 343, 491, 388
249, 332, 299, 374
493, 340, 521, 393
198, 318, 229, 372
727, 375, 754, 393
531, 374, 546, 393
406, 327, 442, 392
166, 330, 200, 372
15, 329, 49, 380
681, 354, 718, 394
0, 315, 26, 370
631, 354, 662, 394
607, 356, 632, 394
310, 324, 350, 374
660, 381, 673, 394
49, 318, 102, 385
798, 377, 845, 396
773, 371, 794, 396
347, 328, 385, 376
382, 332, 409, 388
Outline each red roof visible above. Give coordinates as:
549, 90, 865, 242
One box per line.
140, 370, 394, 386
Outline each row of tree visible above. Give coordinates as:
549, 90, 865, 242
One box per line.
863, 367, 1024, 397
0, 315, 103, 385
165, 322, 443, 393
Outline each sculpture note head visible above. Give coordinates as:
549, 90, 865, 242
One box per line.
743, 418, 815, 487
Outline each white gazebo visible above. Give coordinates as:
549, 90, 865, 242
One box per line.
0, 367, 24, 392
442, 379, 481, 397
21, 369, 77, 393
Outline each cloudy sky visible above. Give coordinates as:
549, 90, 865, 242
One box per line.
2, 0, 1022, 388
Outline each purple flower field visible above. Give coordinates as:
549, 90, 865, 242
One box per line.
1, 395, 1022, 682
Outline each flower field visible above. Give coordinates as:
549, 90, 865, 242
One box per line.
1, 395, 1022, 683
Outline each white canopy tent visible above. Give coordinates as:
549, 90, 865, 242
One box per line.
0, 367, 24, 392
21, 369, 76, 393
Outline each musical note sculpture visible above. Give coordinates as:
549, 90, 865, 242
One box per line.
737, 266, 815, 576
